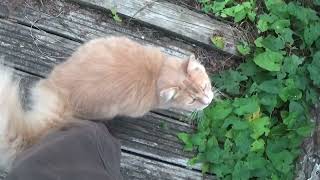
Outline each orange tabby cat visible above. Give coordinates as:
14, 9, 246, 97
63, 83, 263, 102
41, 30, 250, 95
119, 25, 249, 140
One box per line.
0, 36, 214, 170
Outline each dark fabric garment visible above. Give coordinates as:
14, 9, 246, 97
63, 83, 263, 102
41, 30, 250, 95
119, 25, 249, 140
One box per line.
5, 120, 122, 180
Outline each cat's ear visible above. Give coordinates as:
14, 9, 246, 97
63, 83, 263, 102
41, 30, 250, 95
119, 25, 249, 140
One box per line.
160, 87, 178, 102
187, 55, 205, 74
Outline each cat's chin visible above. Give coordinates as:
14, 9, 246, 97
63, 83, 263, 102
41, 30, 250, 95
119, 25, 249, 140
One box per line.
187, 105, 210, 112
168, 107, 193, 114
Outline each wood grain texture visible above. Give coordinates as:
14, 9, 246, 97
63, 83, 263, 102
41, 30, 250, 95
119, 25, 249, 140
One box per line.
0, 19, 205, 171
0, 1, 191, 59
68, 0, 243, 56
1, 0, 236, 78
121, 152, 209, 180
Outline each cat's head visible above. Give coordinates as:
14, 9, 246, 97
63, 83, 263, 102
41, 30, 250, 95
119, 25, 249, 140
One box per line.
158, 55, 214, 112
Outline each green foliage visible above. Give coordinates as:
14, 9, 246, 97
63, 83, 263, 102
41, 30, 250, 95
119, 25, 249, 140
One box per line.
314, 0, 320, 5
111, 8, 122, 23
308, 51, 320, 87
177, 0, 319, 179
237, 41, 251, 55
211, 35, 225, 49
200, 0, 256, 22
253, 50, 283, 71
304, 23, 320, 46
282, 55, 304, 75
233, 96, 259, 116
177, 133, 193, 151
212, 70, 247, 95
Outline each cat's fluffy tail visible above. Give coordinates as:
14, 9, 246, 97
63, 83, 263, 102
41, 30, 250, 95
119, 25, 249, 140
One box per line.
0, 65, 68, 171
0, 65, 24, 170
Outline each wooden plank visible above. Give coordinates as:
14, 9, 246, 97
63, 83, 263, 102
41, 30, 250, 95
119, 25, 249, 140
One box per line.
0, 20, 77, 76
295, 107, 320, 179
0, 19, 202, 170
0, 1, 191, 59
1, 151, 208, 180
109, 114, 196, 164
0, 0, 235, 76
121, 152, 209, 180
68, 0, 243, 56
152, 109, 191, 122
0, 171, 6, 180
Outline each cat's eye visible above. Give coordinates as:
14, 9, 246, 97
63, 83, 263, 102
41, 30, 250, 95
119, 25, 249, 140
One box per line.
188, 97, 197, 104
202, 84, 207, 91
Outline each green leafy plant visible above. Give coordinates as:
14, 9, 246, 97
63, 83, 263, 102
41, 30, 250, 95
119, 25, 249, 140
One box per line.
211, 35, 225, 49
178, 0, 319, 179
200, 0, 257, 22
111, 8, 122, 23
237, 41, 251, 55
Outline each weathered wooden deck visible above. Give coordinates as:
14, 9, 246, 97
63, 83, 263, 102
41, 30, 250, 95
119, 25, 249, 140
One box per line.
0, 0, 320, 179
1, 0, 319, 179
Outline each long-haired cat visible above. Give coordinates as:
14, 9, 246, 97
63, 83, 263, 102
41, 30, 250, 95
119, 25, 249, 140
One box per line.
0, 36, 214, 171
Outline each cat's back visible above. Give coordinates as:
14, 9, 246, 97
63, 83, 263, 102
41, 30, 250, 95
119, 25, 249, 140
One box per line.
47, 36, 166, 119
49, 36, 166, 99
75, 37, 163, 66
51, 36, 165, 80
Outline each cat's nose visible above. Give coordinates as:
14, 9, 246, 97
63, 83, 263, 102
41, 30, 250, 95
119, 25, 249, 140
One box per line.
202, 98, 211, 105
201, 91, 214, 105
200, 96, 212, 105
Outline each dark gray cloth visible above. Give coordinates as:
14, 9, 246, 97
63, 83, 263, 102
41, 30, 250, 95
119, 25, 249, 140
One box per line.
5, 120, 122, 180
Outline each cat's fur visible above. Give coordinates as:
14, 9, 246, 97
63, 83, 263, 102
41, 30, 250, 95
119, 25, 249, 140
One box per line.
0, 36, 214, 171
